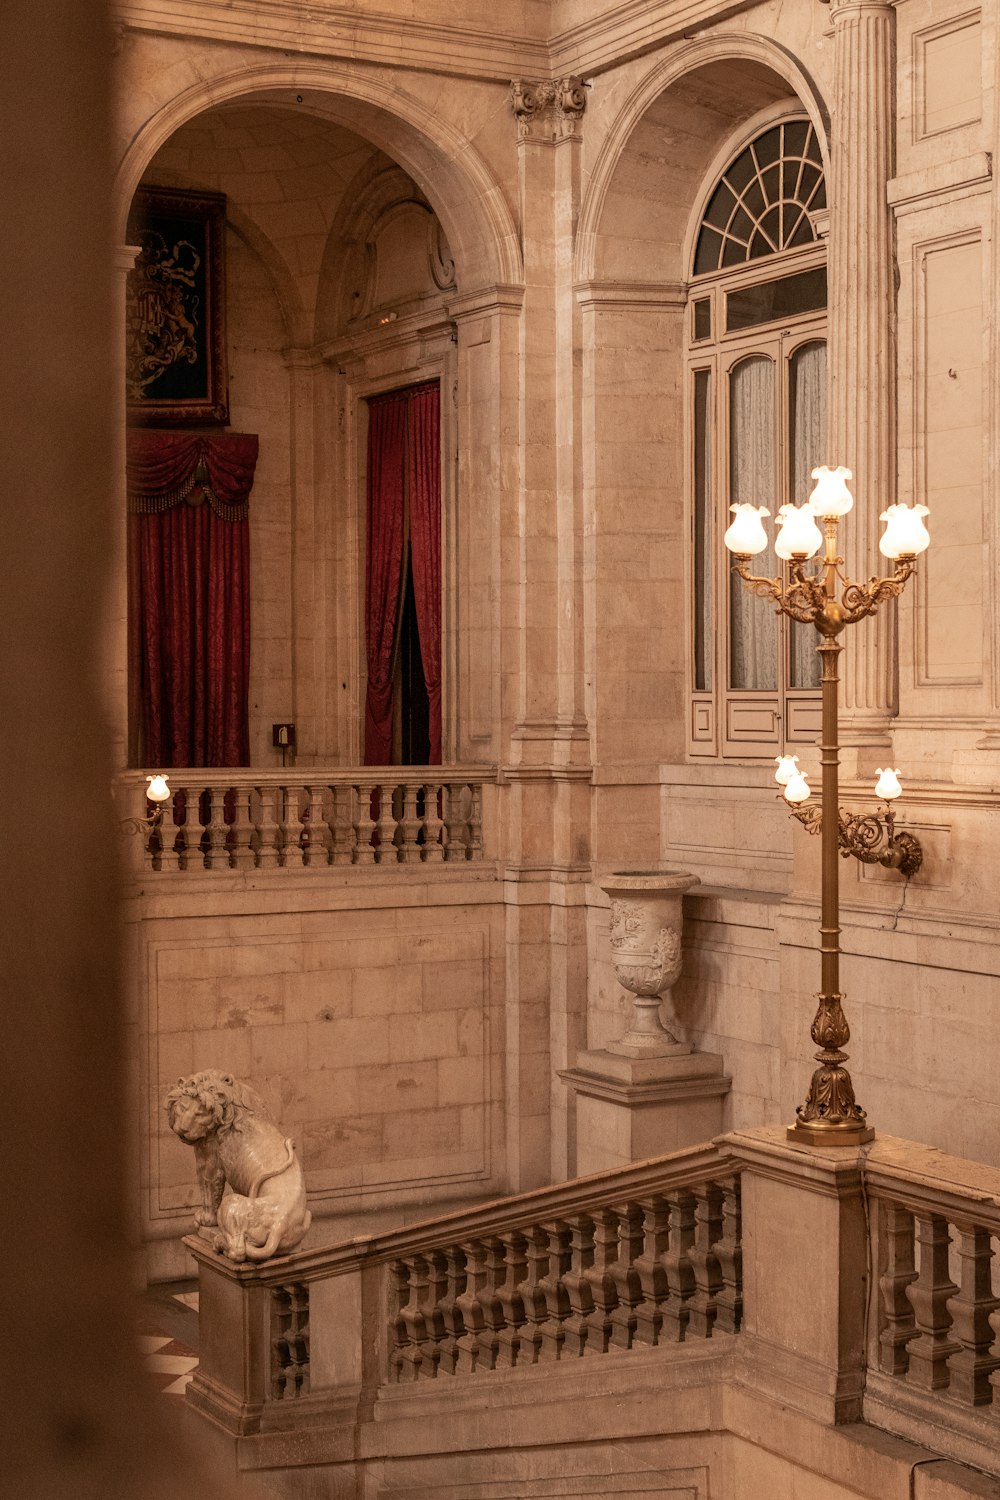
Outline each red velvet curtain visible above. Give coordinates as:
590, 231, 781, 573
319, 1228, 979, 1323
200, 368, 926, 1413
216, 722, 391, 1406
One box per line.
127, 431, 256, 767
408, 384, 442, 764
363, 381, 442, 766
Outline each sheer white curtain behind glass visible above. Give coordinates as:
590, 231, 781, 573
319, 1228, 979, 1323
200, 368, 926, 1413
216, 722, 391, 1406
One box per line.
729, 356, 777, 690
789, 340, 826, 689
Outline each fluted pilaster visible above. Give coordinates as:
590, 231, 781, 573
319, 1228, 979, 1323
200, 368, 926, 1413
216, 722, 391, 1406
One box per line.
826, 0, 897, 746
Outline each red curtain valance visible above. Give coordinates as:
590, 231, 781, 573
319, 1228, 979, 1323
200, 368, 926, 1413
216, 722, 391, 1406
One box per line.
126, 430, 259, 522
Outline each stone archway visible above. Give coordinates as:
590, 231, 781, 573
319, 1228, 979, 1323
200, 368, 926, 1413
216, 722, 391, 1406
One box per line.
115, 60, 522, 297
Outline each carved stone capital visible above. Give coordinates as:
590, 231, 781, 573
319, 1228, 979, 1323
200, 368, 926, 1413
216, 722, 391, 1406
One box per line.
510, 76, 587, 141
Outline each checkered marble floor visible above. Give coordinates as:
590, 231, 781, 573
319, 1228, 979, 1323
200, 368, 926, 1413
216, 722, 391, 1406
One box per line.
138, 1290, 199, 1396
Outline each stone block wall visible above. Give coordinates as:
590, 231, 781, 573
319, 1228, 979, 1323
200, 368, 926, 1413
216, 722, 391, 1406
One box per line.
132, 876, 505, 1281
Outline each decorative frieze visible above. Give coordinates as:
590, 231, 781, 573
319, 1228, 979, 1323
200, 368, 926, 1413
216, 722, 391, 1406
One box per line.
510, 76, 587, 140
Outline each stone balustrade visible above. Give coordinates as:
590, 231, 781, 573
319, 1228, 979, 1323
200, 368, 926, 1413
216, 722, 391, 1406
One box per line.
183, 1128, 1000, 1494
116, 767, 492, 871
184, 1139, 741, 1437
863, 1140, 1000, 1477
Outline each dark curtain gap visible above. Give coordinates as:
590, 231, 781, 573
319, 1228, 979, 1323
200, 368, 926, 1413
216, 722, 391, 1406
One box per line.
364, 380, 441, 765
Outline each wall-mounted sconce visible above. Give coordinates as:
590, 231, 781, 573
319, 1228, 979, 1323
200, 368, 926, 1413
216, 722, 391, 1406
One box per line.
120, 773, 171, 836
774, 756, 922, 878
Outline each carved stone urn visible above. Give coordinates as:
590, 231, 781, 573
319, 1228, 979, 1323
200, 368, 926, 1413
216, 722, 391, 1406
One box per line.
601, 870, 700, 1056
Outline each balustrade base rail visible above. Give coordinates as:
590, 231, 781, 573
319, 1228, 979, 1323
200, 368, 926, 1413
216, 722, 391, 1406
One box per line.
118, 768, 492, 871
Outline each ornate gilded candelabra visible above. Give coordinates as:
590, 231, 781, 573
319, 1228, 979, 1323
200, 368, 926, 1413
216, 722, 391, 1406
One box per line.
724, 467, 930, 1145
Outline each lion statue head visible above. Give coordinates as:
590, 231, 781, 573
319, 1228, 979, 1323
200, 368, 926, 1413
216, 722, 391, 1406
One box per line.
165, 1069, 271, 1145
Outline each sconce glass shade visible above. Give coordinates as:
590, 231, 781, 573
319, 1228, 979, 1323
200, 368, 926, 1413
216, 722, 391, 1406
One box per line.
146, 773, 171, 804
783, 771, 812, 804
774, 503, 823, 560
878, 503, 930, 558
723, 503, 771, 555
807, 465, 854, 518
774, 754, 800, 786
874, 768, 902, 800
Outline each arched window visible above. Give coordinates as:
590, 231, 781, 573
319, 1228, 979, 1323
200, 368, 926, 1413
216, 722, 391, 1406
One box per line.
687, 118, 827, 760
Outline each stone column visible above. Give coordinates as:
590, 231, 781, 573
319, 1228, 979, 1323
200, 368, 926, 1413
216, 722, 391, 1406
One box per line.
283, 347, 327, 761
825, 0, 898, 751
505, 79, 592, 1183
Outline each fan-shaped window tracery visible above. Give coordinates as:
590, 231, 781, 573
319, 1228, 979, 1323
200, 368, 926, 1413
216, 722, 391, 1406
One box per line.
694, 119, 826, 276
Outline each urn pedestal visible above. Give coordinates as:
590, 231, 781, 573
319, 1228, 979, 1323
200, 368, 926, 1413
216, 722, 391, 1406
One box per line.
561, 872, 730, 1174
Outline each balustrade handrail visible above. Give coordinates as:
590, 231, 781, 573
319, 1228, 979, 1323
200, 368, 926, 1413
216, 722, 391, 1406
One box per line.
117, 763, 500, 787
115, 764, 497, 871
187, 1138, 735, 1287
862, 1136, 1000, 1226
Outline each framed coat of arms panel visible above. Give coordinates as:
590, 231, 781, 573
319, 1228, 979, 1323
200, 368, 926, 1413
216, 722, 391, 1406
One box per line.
125, 185, 228, 426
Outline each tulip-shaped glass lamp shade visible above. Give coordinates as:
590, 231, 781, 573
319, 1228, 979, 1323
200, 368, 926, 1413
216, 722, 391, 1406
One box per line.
774, 503, 823, 560
146, 773, 171, 804
783, 770, 812, 805
874, 767, 902, 801
723, 503, 771, 555
879, 503, 930, 559
774, 754, 800, 786
807, 465, 854, 518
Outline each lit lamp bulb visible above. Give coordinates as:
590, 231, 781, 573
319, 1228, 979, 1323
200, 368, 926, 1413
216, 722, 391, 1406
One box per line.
774, 503, 823, 560
879, 503, 930, 559
146, 773, 171, 804
783, 770, 812, 805
723, 503, 770, 555
874, 768, 902, 801
807, 465, 854, 518
774, 754, 800, 786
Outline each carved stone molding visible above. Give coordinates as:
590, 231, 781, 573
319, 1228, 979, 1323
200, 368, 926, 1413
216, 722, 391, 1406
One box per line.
510, 76, 587, 141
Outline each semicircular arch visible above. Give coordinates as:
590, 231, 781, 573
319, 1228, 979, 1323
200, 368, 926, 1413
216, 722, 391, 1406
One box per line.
576, 32, 830, 286
115, 60, 523, 295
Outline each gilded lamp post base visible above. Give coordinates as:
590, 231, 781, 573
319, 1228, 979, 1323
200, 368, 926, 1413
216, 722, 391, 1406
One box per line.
786, 992, 874, 1147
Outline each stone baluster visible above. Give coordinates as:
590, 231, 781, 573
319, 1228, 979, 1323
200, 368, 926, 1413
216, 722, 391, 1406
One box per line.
397, 1254, 432, 1381
477, 1237, 508, 1372
329, 783, 356, 866
302, 784, 329, 867
388, 1260, 411, 1382
270, 1283, 310, 1400
230, 783, 255, 870
632, 1197, 669, 1347
661, 1191, 696, 1342
905, 1213, 961, 1390
468, 782, 483, 860
536, 1222, 572, 1361
422, 782, 445, 862
172, 785, 192, 871
514, 1225, 551, 1366
714, 1177, 743, 1335
454, 1239, 490, 1373
275, 785, 294, 866
431, 1246, 466, 1376
494, 1230, 528, 1368
255, 785, 281, 870
443, 783, 466, 862
609, 1202, 644, 1351
582, 1207, 620, 1357
560, 1213, 597, 1357
878, 1201, 917, 1375
687, 1182, 724, 1338
945, 1222, 1000, 1404
354, 785, 377, 865
204, 785, 230, 870
375, 784, 397, 865
398, 782, 421, 864
155, 790, 180, 873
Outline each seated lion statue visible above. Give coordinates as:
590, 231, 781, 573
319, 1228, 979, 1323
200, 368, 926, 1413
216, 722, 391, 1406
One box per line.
165, 1070, 311, 1263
